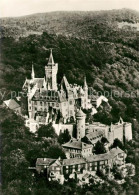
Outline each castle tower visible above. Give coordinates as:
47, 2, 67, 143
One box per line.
76, 108, 86, 140
27, 85, 32, 119
31, 63, 35, 80
45, 49, 58, 90
83, 76, 88, 109
123, 123, 132, 141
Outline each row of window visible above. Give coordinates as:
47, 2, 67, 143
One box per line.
82, 148, 92, 153
68, 148, 80, 153
34, 102, 59, 107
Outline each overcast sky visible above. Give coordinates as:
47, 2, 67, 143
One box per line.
0, 0, 139, 18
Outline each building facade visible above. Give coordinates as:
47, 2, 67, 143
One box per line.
23, 50, 93, 125
36, 147, 126, 183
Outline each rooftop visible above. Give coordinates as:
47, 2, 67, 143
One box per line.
76, 108, 86, 117
63, 157, 86, 166
62, 139, 92, 150
85, 147, 124, 162
3, 99, 20, 110
36, 158, 56, 166
36, 148, 125, 167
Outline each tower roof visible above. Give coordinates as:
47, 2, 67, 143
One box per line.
83, 76, 88, 89
31, 63, 35, 79
47, 49, 54, 65
76, 108, 86, 117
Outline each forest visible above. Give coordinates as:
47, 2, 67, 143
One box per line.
0, 8, 139, 195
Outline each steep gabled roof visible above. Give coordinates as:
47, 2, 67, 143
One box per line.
33, 78, 44, 88
61, 75, 70, 91
22, 78, 44, 89
47, 49, 54, 65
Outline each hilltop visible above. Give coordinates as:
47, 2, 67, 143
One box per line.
1, 9, 139, 39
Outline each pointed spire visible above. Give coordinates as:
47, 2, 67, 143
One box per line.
47, 49, 54, 65
31, 63, 35, 79
119, 117, 124, 124
83, 76, 88, 89
43, 77, 46, 89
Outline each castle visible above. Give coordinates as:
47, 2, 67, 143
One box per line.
23, 50, 92, 124
23, 50, 132, 158
23, 50, 107, 129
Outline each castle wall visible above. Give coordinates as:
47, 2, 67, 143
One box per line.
68, 98, 75, 118
76, 116, 86, 139
112, 124, 123, 142
53, 124, 74, 136
124, 123, 132, 141
60, 101, 69, 119
87, 123, 109, 138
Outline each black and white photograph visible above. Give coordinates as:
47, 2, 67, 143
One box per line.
0, 0, 139, 194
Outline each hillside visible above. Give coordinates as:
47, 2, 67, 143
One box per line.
0, 9, 139, 194
1, 9, 139, 42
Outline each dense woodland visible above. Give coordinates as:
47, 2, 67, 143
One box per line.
0, 9, 139, 194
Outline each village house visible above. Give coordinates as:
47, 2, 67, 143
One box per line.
3, 99, 21, 114
36, 147, 126, 184
62, 139, 93, 158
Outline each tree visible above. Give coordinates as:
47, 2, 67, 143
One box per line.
112, 138, 124, 150
58, 129, 71, 144
46, 145, 66, 159
37, 123, 57, 138
94, 141, 106, 154
101, 137, 109, 144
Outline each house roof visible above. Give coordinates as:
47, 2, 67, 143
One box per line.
86, 130, 104, 144
86, 130, 103, 139
85, 147, 124, 162
23, 78, 44, 89
76, 108, 86, 117
36, 158, 56, 166
32, 89, 66, 103
61, 75, 70, 92
4, 99, 20, 110
63, 157, 86, 166
82, 173, 90, 179
62, 139, 82, 150
62, 139, 92, 150
33, 78, 44, 88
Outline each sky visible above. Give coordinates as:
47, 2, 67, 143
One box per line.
0, 0, 139, 18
